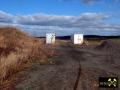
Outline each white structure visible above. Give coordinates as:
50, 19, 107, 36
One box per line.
71, 34, 84, 44
46, 33, 56, 44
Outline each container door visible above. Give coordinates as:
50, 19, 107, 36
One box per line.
51, 34, 55, 43
78, 35, 81, 44
46, 34, 51, 44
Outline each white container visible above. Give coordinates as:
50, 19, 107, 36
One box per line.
46, 33, 55, 44
71, 34, 83, 45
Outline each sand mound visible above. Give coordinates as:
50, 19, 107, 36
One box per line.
96, 40, 120, 52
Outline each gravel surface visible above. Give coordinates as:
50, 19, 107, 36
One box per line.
15, 41, 120, 90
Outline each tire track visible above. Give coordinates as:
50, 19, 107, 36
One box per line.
67, 44, 84, 90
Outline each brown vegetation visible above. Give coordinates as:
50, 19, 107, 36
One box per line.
96, 40, 120, 52
0, 27, 55, 89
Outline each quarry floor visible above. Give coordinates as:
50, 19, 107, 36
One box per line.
15, 41, 120, 90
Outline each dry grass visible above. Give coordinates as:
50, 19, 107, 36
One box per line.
0, 27, 55, 89
84, 39, 102, 46
109, 39, 120, 45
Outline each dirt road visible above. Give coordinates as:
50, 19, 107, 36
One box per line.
15, 41, 120, 90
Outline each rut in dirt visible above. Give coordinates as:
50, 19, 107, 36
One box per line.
67, 44, 85, 90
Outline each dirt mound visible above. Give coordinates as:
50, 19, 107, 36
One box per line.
95, 40, 120, 52
0, 27, 55, 88
0, 27, 33, 48
0, 27, 29, 41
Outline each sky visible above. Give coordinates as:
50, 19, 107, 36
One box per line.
0, 0, 120, 36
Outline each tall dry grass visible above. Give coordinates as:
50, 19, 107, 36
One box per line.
0, 27, 55, 88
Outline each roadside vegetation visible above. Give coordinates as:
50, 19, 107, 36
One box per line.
0, 27, 55, 89
110, 38, 120, 45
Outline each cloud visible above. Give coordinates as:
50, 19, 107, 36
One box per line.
59, 0, 120, 5
82, 0, 100, 5
16, 14, 75, 27
0, 11, 13, 23
0, 11, 120, 36
16, 13, 109, 28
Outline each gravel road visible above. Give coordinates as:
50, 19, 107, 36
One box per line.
15, 41, 120, 90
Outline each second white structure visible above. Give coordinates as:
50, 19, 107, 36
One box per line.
46, 33, 56, 44
71, 34, 84, 45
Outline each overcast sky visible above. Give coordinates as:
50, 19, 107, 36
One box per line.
0, 0, 120, 36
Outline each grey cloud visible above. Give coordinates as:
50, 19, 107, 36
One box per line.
16, 13, 109, 28
0, 11, 13, 23
82, 0, 101, 5
59, 0, 120, 5
0, 11, 120, 36
15, 24, 120, 36
16, 14, 75, 27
